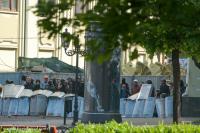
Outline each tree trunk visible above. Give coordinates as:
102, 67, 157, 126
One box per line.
172, 49, 181, 123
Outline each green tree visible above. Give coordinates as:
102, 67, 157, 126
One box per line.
35, 0, 200, 123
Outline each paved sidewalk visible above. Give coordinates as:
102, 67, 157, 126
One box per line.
0, 116, 70, 127
0, 116, 199, 127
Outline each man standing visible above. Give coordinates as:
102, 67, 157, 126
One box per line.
159, 79, 170, 98
146, 80, 155, 97
131, 79, 141, 95
120, 78, 130, 98
24, 76, 35, 90
41, 75, 49, 90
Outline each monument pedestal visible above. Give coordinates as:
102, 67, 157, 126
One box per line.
181, 97, 200, 117
82, 49, 122, 123
81, 112, 122, 123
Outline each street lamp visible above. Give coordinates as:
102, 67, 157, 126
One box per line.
62, 29, 86, 126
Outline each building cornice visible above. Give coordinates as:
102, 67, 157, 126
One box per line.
0, 40, 18, 48
39, 46, 55, 51
0, 11, 19, 15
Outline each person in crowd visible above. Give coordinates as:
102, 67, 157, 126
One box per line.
64, 79, 70, 93
167, 80, 174, 96
5, 80, 14, 84
146, 79, 155, 97
0, 84, 2, 97
31, 78, 34, 84
120, 84, 128, 98
21, 75, 27, 85
41, 75, 49, 90
120, 78, 130, 98
146, 80, 158, 117
56, 79, 62, 91
60, 79, 66, 92
52, 78, 58, 90
56, 79, 65, 92
55, 79, 61, 92
158, 79, 170, 98
47, 80, 55, 92
24, 76, 34, 90
33, 79, 41, 91
180, 80, 186, 108
180, 80, 186, 95
131, 79, 141, 95
66, 78, 73, 94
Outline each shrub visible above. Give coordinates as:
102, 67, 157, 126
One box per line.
69, 121, 200, 133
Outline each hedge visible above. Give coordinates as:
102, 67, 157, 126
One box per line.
69, 121, 200, 133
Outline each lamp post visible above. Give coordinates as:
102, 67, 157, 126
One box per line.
62, 29, 86, 126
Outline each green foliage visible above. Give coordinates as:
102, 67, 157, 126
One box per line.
82, 0, 200, 58
34, 0, 200, 61
69, 121, 200, 133
1, 128, 40, 133
34, 0, 82, 47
